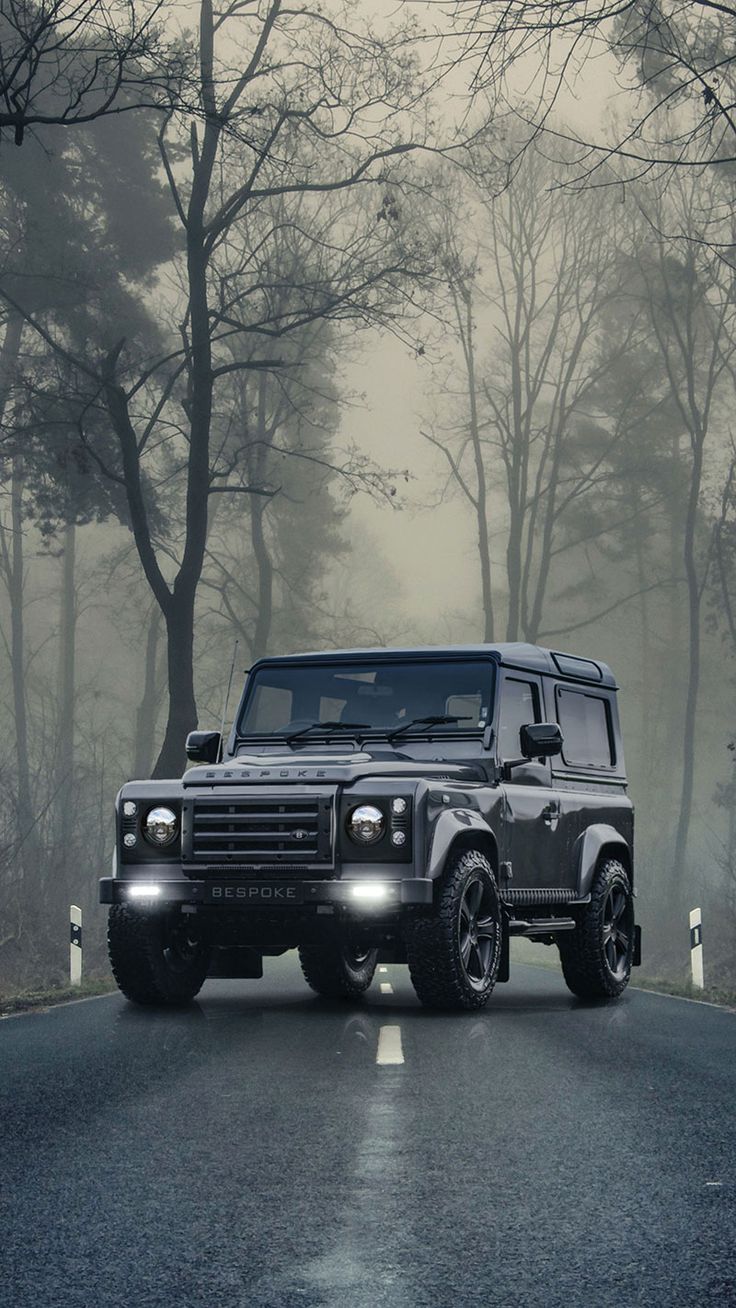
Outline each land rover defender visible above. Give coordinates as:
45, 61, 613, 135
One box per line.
101, 643, 641, 1010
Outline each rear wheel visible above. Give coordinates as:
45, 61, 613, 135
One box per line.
558, 858, 634, 1000
405, 848, 502, 1011
298, 942, 378, 999
108, 905, 211, 1006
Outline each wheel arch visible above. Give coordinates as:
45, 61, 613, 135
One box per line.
427, 809, 499, 883
575, 824, 633, 898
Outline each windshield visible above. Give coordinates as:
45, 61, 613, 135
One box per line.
237, 659, 494, 740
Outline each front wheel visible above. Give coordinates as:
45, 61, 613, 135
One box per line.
405, 848, 502, 1011
108, 905, 211, 1006
558, 858, 635, 1000
298, 942, 378, 999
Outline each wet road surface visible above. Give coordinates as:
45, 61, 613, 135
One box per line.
1, 956, 735, 1307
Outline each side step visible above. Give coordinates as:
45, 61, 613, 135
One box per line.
507, 917, 577, 937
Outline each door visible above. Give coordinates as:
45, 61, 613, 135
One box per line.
496, 672, 565, 890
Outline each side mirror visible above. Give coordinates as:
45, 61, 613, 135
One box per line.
519, 721, 563, 760
186, 730, 222, 764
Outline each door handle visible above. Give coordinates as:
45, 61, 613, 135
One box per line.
541, 803, 559, 825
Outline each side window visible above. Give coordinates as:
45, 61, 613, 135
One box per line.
497, 678, 540, 759
556, 688, 614, 768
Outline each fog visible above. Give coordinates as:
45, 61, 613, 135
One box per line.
1, 0, 735, 997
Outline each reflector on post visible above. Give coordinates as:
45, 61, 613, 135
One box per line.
70, 905, 82, 987
689, 907, 704, 990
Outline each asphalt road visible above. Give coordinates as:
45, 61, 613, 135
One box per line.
1, 956, 735, 1308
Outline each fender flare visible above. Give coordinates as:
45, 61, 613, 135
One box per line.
427, 809, 499, 880
575, 824, 632, 898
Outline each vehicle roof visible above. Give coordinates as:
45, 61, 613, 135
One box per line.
250, 642, 618, 689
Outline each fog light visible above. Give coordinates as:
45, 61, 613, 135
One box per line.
391, 831, 406, 847
391, 797, 407, 815
123, 801, 137, 818
123, 833, 136, 848
350, 882, 389, 902
128, 883, 162, 898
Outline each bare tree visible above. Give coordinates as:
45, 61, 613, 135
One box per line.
422, 144, 632, 643
632, 175, 736, 893
0, 311, 38, 876
0, 0, 176, 146
446, 1, 736, 184
3, 0, 436, 775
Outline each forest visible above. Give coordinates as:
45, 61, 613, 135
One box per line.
1, 0, 735, 996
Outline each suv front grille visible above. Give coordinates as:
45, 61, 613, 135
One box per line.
184, 793, 333, 871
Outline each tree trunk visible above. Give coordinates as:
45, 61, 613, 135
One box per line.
8, 454, 36, 872
134, 605, 163, 777
56, 519, 76, 858
505, 507, 523, 641
460, 290, 494, 642
672, 433, 705, 894
0, 316, 37, 875
249, 374, 274, 661
149, 40, 219, 774
153, 582, 198, 777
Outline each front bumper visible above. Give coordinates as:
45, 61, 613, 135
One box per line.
99, 877, 434, 908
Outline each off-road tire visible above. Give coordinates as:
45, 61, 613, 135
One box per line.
298, 943, 378, 999
558, 858, 634, 1001
404, 848, 502, 1011
108, 905, 210, 1006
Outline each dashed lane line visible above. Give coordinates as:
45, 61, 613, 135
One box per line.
376, 1024, 404, 1065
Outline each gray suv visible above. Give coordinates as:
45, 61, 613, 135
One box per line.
100, 643, 641, 1010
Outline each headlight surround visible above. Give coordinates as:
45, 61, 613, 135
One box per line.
347, 803, 386, 845
143, 805, 178, 847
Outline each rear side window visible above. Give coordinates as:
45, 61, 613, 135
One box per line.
556, 688, 614, 768
498, 678, 540, 759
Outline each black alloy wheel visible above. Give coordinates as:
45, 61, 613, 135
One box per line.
108, 905, 211, 1006
558, 857, 635, 1000
405, 847, 503, 1010
458, 873, 499, 991
602, 882, 631, 981
163, 916, 208, 974
298, 941, 378, 999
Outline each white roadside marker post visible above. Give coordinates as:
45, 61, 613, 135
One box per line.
70, 905, 82, 987
689, 907, 704, 990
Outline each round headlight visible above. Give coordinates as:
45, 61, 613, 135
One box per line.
347, 804, 385, 845
143, 806, 178, 847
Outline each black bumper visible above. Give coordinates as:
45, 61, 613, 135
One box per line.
99, 877, 434, 907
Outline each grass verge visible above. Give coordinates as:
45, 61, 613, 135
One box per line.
511, 938, 736, 1006
0, 976, 116, 1016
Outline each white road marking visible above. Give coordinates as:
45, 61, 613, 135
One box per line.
706, 1181, 723, 1187
376, 1024, 404, 1065
380, 982, 393, 995
630, 984, 736, 1013
0, 990, 118, 1021
378, 966, 388, 973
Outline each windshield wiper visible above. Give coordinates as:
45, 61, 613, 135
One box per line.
386, 715, 472, 742
284, 720, 370, 744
